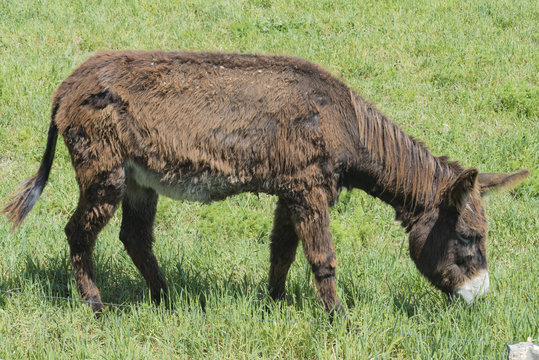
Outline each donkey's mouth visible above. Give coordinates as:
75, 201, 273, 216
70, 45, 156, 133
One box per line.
452, 270, 490, 304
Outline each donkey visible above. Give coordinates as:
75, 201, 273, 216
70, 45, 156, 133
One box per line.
2, 51, 528, 315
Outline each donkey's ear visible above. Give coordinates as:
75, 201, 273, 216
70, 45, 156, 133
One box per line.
477, 169, 530, 195
449, 168, 478, 210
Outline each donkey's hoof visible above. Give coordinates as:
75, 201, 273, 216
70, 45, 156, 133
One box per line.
84, 297, 106, 316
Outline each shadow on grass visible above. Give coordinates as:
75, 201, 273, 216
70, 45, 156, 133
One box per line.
388, 279, 455, 319
0, 250, 146, 308
1, 249, 464, 327
390, 287, 433, 317
0, 251, 317, 317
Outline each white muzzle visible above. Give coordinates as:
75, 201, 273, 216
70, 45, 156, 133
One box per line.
453, 270, 490, 304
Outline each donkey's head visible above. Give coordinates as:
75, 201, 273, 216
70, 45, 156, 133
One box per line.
407, 169, 529, 303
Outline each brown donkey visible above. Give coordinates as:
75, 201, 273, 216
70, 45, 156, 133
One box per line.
2, 51, 529, 315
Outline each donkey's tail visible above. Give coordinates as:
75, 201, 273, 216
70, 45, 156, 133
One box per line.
2, 106, 59, 230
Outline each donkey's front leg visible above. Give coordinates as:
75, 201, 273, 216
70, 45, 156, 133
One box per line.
268, 198, 300, 300
291, 188, 345, 319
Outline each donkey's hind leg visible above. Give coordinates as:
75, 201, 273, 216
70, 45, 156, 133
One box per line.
65, 167, 125, 313
119, 179, 167, 305
268, 198, 300, 300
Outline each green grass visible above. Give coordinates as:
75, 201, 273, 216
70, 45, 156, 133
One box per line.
0, 0, 537, 358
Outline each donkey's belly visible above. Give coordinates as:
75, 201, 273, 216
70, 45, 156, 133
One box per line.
126, 161, 250, 203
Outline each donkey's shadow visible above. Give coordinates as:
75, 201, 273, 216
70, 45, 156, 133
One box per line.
0, 250, 316, 315
1, 251, 149, 308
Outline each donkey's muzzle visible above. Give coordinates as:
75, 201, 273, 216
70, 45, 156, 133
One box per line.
452, 270, 490, 304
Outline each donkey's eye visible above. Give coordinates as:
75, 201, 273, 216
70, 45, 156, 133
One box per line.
456, 234, 472, 245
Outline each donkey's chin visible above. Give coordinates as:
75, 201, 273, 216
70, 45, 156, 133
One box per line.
452, 270, 490, 304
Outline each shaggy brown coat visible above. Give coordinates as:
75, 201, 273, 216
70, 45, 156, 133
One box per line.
2, 51, 528, 315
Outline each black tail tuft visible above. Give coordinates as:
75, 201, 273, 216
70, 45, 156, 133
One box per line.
2, 115, 58, 231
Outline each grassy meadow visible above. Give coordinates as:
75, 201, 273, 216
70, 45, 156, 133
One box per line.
0, 0, 538, 358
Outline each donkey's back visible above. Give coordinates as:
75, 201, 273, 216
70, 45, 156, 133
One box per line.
54, 51, 353, 199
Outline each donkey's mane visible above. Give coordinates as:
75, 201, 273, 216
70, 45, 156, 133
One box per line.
351, 91, 461, 210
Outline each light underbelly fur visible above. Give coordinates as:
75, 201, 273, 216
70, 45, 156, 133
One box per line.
126, 161, 251, 203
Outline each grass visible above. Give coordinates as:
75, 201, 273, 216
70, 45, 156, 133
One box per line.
0, 0, 537, 358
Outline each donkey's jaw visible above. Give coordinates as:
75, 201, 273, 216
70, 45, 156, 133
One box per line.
452, 270, 490, 304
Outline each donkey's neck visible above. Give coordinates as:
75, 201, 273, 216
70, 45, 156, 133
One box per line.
347, 94, 459, 226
